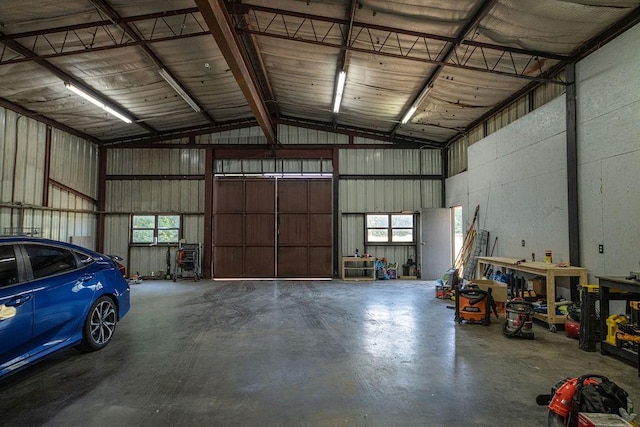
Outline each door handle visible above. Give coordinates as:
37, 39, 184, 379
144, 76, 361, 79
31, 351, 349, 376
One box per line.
5, 294, 33, 307
79, 274, 94, 282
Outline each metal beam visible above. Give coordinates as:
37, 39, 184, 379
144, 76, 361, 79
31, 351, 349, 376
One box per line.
445, 5, 640, 148
0, 96, 100, 144
102, 118, 259, 146
1, 34, 156, 135
88, 0, 213, 123
195, 0, 277, 145
391, 0, 499, 137
565, 63, 580, 267
276, 116, 443, 148
332, 0, 357, 126
233, 4, 566, 83
0, 8, 205, 66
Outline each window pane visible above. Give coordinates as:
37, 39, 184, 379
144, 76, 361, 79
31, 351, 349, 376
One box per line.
158, 215, 180, 229
132, 229, 154, 243
0, 245, 19, 287
368, 229, 389, 242
133, 215, 155, 229
24, 245, 77, 279
158, 229, 179, 243
366, 215, 388, 228
392, 229, 413, 242
392, 214, 413, 227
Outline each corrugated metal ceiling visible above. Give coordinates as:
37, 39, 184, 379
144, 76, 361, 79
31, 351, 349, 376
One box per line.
0, 0, 638, 147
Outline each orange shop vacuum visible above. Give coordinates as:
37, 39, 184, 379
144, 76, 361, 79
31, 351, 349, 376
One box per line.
455, 287, 497, 326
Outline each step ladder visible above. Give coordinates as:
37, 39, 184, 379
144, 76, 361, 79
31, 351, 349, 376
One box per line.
463, 229, 488, 280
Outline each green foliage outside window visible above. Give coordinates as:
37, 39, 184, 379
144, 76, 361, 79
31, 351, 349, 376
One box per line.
131, 215, 180, 244
366, 213, 414, 244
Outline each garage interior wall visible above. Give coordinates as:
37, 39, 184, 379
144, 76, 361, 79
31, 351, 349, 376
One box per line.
7, 21, 638, 282
339, 149, 442, 269
445, 23, 640, 282
100, 143, 443, 277
0, 110, 98, 246
104, 148, 205, 276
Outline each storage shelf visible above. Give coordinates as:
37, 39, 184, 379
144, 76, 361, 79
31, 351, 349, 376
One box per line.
342, 257, 376, 281
598, 276, 640, 377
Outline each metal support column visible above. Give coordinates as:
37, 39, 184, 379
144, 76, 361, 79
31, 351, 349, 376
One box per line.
565, 62, 580, 302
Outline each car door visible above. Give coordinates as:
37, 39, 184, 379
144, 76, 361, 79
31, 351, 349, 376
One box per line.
0, 243, 34, 374
23, 243, 97, 355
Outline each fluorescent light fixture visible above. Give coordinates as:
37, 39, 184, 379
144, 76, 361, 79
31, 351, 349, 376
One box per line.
400, 85, 433, 125
64, 82, 132, 124
332, 70, 347, 113
401, 105, 417, 124
158, 68, 201, 113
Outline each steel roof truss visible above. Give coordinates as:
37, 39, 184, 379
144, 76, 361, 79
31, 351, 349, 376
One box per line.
0, 8, 206, 66
232, 5, 567, 84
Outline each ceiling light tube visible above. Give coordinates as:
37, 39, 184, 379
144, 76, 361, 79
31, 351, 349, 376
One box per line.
64, 82, 132, 124
333, 70, 347, 113
401, 105, 417, 124
159, 68, 201, 113
401, 85, 433, 125
414, 85, 433, 106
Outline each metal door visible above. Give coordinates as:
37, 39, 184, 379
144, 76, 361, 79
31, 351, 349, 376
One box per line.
420, 208, 452, 280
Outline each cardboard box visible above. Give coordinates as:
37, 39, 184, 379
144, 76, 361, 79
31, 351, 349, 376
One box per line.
472, 279, 508, 303
577, 413, 631, 427
528, 277, 546, 295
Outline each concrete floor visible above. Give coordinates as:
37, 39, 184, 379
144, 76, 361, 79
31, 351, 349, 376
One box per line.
0, 279, 637, 426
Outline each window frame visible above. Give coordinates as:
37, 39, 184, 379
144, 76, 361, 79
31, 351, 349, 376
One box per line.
130, 214, 182, 245
0, 244, 22, 288
365, 213, 416, 245
23, 244, 78, 280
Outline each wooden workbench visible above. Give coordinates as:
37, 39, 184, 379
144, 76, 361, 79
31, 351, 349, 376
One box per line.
476, 256, 588, 331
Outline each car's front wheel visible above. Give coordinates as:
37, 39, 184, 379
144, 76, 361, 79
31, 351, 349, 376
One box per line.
77, 296, 117, 352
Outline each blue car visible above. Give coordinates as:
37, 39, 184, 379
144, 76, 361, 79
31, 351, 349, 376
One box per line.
0, 236, 130, 377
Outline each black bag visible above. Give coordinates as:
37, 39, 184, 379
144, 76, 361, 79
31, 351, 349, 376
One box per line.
572, 375, 629, 424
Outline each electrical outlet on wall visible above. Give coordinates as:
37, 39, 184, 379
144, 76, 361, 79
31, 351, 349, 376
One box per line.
521, 240, 525, 247
598, 244, 604, 254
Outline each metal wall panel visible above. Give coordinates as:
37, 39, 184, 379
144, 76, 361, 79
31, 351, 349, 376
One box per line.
51, 130, 98, 198
103, 214, 129, 265
213, 159, 333, 175
0, 107, 97, 244
340, 214, 418, 270
0, 204, 96, 246
106, 148, 205, 175
278, 124, 349, 145
197, 127, 266, 145
340, 214, 364, 259
0, 108, 17, 204
105, 180, 204, 213
49, 186, 95, 212
0, 109, 47, 205
534, 79, 566, 109
339, 179, 441, 213
353, 137, 393, 145
103, 213, 203, 277
447, 137, 469, 177
339, 149, 441, 175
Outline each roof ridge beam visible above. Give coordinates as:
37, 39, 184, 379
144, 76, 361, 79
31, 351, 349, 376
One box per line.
196, 0, 276, 145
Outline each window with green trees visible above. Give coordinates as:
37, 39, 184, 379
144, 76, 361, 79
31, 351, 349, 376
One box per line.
131, 214, 181, 244
366, 214, 414, 244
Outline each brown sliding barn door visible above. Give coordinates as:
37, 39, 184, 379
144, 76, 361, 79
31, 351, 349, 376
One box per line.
213, 178, 332, 278
277, 179, 332, 278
